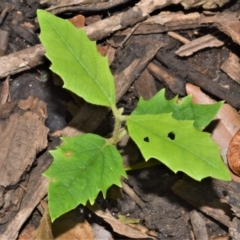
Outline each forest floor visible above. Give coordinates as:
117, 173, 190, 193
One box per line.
1, 0, 240, 239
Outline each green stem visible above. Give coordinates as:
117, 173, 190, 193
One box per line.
110, 105, 128, 145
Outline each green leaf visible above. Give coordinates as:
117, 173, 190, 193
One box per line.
127, 114, 230, 181
132, 89, 223, 130
37, 10, 116, 107
44, 134, 126, 221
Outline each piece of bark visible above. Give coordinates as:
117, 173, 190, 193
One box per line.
175, 34, 224, 57
117, 11, 202, 36
0, 138, 60, 240
202, 179, 240, 239
200, 12, 240, 46
181, 0, 229, 9
0, 76, 10, 104
42, 0, 229, 10
47, 0, 229, 14
229, 217, 240, 240
221, 53, 240, 85
190, 210, 208, 240
0, 44, 45, 79
0, 96, 48, 187
1, 9, 236, 80
2, 9, 239, 81
210, 179, 240, 239
219, 182, 240, 218
40, 0, 105, 7
84, 0, 172, 41
134, 69, 158, 100
172, 178, 232, 228
155, 50, 240, 108
147, 62, 185, 95
0, 96, 49, 225
115, 38, 164, 99
0, 0, 164, 80
46, 0, 133, 15
0, 30, 9, 56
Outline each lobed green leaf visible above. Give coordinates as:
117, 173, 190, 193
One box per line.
44, 134, 126, 221
127, 114, 231, 181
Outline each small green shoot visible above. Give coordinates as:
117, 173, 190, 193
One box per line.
37, 10, 231, 221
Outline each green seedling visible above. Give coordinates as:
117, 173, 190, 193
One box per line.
37, 10, 231, 221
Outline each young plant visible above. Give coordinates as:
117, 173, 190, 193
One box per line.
37, 10, 231, 221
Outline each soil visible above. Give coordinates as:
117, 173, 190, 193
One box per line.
1, 0, 240, 239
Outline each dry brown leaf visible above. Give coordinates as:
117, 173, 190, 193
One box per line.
201, 12, 240, 46
92, 223, 113, 240
88, 204, 155, 239
227, 129, 240, 176
53, 211, 94, 240
32, 201, 54, 240
186, 83, 240, 150
97, 44, 109, 57
32, 201, 94, 240
18, 224, 35, 240
69, 14, 85, 28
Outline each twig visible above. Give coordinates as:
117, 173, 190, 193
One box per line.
168, 31, 190, 44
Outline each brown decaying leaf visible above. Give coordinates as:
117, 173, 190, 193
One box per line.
186, 83, 240, 181
227, 129, 240, 176
31, 201, 54, 240
32, 201, 94, 240
18, 224, 35, 240
88, 204, 155, 239
92, 223, 113, 240
186, 83, 240, 150
69, 14, 85, 28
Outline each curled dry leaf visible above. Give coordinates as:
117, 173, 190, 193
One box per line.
227, 129, 240, 176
